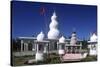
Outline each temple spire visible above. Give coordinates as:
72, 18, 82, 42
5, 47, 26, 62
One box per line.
70, 30, 77, 45
47, 11, 60, 39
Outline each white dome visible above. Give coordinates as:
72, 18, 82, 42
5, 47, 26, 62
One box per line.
90, 33, 97, 42
37, 31, 45, 41
59, 36, 66, 43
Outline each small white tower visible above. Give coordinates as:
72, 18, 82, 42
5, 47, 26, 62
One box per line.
58, 36, 66, 55
88, 33, 97, 56
70, 32, 77, 45
35, 31, 45, 61
47, 11, 60, 39
59, 36, 66, 43
90, 33, 97, 42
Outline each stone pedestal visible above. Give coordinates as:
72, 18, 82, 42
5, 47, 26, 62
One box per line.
35, 52, 44, 61
58, 50, 65, 55
58, 43, 65, 55
34, 40, 49, 61
88, 41, 97, 56
89, 50, 97, 56
58, 36, 66, 55
43, 44, 48, 53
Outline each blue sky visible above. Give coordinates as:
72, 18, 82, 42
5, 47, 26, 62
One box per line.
11, 1, 97, 40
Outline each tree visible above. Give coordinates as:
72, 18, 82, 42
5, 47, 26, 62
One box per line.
11, 38, 17, 52
81, 40, 88, 49
12, 38, 21, 52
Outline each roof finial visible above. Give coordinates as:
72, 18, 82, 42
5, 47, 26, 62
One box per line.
53, 10, 56, 16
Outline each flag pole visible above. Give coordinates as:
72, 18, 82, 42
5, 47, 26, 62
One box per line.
41, 7, 48, 37
44, 10, 48, 37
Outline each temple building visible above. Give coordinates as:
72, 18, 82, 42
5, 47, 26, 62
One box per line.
13, 11, 75, 56
12, 11, 96, 61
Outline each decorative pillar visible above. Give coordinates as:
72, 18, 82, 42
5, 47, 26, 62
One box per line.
36, 43, 39, 52
24, 43, 26, 51
79, 43, 82, 53
70, 32, 77, 53
33, 42, 35, 51
58, 36, 65, 55
21, 40, 23, 52
35, 43, 44, 61
44, 44, 47, 53
70, 46, 73, 53
23, 43, 28, 51
70, 32, 77, 46
35, 31, 45, 61
26, 43, 28, 51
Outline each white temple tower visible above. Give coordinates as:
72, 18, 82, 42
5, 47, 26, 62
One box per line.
35, 31, 45, 61
88, 33, 97, 56
35, 31, 49, 61
70, 32, 77, 45
47, 11, 60, 51
47, 11, 60, 39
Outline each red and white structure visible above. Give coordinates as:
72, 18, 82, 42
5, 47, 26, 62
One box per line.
59, 32, 87, 61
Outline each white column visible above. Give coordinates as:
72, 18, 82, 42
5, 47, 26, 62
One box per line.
58, 44, 65, 55
35, 43, 36, 51
80, 43, 82, 53
23, 43, 28, 51
32, 43, 37, 52
21, 40, 23, 52
44, 44, 47, 53
24, 43, 26, 51
36, 44, 39, 52
47, 43, 49, 54
26, 43, 28, 51
59, 44, 61, 50
32, 43, 35, 51
35, 43, 44, 61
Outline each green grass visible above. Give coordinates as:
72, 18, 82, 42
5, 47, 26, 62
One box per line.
12, 55, 35, 66
12, 54, 97, 66
81, 55, 97, 62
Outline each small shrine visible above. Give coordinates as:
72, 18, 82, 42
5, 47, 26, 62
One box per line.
88, 33, 97, 56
